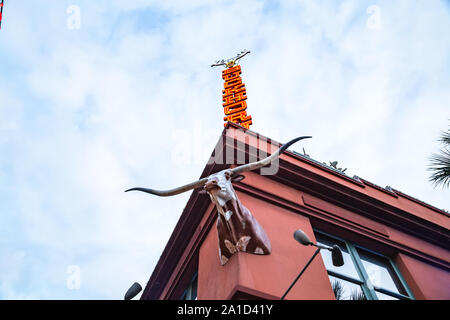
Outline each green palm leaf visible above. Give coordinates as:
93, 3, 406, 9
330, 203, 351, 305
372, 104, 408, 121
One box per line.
428, 126, 450, 188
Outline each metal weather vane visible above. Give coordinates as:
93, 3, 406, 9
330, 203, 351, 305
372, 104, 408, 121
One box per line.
211, 50, 253, 129
211, 49, 251, 68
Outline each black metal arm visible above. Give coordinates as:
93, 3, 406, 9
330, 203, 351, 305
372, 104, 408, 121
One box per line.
280, 247, 322, 300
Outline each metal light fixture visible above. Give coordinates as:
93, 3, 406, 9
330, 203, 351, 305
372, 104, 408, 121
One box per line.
124, 282, 142, 300
281, 229, 344, 300
294, 229, 344, 267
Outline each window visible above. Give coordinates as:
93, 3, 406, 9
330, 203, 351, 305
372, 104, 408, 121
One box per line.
315, 231, 414, 300
180, 273, 198, 300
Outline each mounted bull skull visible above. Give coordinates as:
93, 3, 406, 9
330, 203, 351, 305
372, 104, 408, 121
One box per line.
126, 136, 311, 265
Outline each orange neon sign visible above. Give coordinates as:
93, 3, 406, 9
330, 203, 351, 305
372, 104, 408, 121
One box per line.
212, 50, 253, 129
221, 65, 252, 129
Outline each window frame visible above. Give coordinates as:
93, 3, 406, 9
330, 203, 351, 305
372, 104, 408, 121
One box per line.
180, 272, 198, 300
314, 229, 415, 300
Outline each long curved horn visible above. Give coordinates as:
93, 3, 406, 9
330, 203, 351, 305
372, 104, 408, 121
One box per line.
125, 177, 208, 197
230, 136, 312, 176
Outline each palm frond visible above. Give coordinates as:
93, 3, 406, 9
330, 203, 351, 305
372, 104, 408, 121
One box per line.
428, 148, 450, 188
438, 128, 450, 145
350, 289, 366, 300
331, 279, 345, 300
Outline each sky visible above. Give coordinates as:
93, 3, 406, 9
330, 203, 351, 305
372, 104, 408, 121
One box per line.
0, 0, 449, 299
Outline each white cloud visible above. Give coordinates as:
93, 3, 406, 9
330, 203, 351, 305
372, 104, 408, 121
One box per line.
0, 0, 449, 299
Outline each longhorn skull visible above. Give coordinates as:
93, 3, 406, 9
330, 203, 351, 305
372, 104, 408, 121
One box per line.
126, 136, 311, 265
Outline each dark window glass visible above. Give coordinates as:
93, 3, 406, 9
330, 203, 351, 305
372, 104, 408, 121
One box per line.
191, 275, 198, 300
181, 273, 198, 300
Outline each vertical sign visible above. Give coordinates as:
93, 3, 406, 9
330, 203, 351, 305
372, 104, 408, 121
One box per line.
0, 1, 4, 30
212, 50, 253, 129
222, 65, 252, 129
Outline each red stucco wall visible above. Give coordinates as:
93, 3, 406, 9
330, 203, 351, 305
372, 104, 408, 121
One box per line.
395, 253, 450, 300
